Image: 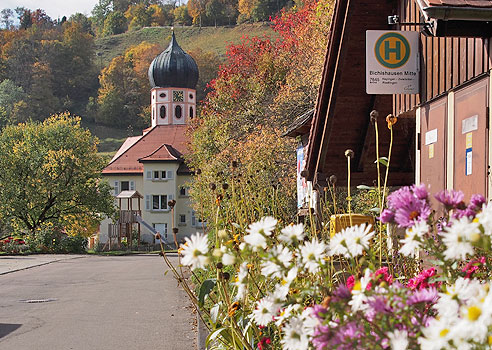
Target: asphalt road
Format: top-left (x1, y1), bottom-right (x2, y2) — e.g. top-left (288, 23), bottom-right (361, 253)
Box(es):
top-left (0, 255), bottom-right (196, 350)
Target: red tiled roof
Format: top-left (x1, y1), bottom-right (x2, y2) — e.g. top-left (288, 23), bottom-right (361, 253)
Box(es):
top-left (110, 136), bottom-right (142, 163)
top-left (102, 125), bottom-right (188, 174)
top-left (139, 144), bottom-right (182, 162)
top-left (422, 0), bottom-right (492, 7)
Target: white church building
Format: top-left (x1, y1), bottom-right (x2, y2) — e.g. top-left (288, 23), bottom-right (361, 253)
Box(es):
top-left (98, 32), bottom-right (203, 247)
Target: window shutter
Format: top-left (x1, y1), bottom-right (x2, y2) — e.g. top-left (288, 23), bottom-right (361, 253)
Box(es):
top-left (191, 211), bottom-right (196, 227)
top-left (130, 181), bottom-right (135, 190)
top-left (167, 170), bottom-right (174, 179)
top-left (114, 181), bottom-right (119, 196)
top-left (145, 195), bottom-right (150, 211)
top-left (146, 171), bottom-right (152, 180)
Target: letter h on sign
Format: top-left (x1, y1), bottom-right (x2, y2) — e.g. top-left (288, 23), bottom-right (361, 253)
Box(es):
top-left (384, 40), bottom-right (401, 61)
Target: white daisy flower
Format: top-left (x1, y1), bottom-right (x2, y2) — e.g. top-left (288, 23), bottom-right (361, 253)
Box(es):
top-left (398, 235), bottom-right (421, 258)
top-left (272, 283), bottom-right (290, 301)
top-left (300, 238), bottom-right (327, 273)
top-left (275, 245), bottom-right (293, 267)
top-left (275, 304), bottom-right (300, 326)
top-left (329, 231), bottom-right (349, 257)
top-left (476, 203), bottom-right (492, 236)
top-left (349, 269), bottom-right (371, 312)
top-left (279, 223), bottom-right (305, 243)
top-left (222, 252), bottom-right (235, 266)
top-left (418, 317), bottom-right (453, 350)
top-left (280, 316), bottom-right (309, 350)
top-left (252, 296), bottom-right (280, 326)
top-left (406, 221), bottom-right (429, 239)
top-left (243, 232), bottom-right (267, 250)
top-left (387, 329), bottom-right (409, 350)
top-left (344, 223), bottom-right (374, 257)
top-left (282, 266), bottom-right (298, 286)
top-left (234, 263), bottom-right (249, 299)
top-left (442, 217), bottom-right (479, 260)
top-left (300, 306), bottom-right (319, 336)
top-left (246, 216), bottom-right (277, 236)
top-left (261, 260), bottom-right (283, 278)
top-left (180, 233), bottom-right (209, 270)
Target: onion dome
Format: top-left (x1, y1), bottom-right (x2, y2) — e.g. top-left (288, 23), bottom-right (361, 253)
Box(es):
top-left (148, 32), bottom-right (199, 89)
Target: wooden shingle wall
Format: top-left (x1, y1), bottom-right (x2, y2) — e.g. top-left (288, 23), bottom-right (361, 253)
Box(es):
top-left (393, 0), bottom-right (492, 116)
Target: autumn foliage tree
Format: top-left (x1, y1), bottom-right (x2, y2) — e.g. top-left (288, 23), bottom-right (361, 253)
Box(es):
top-left (187, 0), bottom-right (333, 223)
top-left (95, 41), bottom-right (161, 127)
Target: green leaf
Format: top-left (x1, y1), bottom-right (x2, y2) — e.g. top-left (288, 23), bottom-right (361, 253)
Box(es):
top-left (374, 157), bottom-right (389, 167)
top-left (356, 185), bottom-right (373, 190)
top-left (198, 278), bottom-right (217, 306)
top-left (206, 327), bottom-right (226, 347)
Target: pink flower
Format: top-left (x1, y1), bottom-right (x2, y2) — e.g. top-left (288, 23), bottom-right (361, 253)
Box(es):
top-left (434, 189), bottom-right (465, 209)
top-left (346, 275), bottom-right (355, 290)
top-left (407, 267), bottom-right (437, 290)
top-left (373, 267), bottom-right (393, 285)
top-left (462, 257), bottom-right (486, 279)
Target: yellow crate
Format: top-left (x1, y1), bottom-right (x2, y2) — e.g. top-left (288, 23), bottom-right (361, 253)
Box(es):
top-left (329, 214), bottom-right (375, 238)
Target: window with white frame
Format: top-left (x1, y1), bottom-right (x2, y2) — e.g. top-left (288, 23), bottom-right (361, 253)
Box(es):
top-left (191, 210), bottom-right (206, 228)
top-left (113, 180), bottom-right (135, 195)
top-left (146, 194), bottom-right (173, 211)
top-left (179, 186), bottom-right (189, 197)
top-left (179, 214), bottom-right (186, 225)
top-left (146, 170), bottom-right (174, 181)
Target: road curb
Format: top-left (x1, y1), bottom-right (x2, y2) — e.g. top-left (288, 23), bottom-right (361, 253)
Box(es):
top-left (197, 311), bottom-right (209, 350)
top-left (0, 255), bottom-right (86, 275)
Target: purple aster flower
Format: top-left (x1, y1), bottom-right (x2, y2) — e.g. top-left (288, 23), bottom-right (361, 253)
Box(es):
top-left (312, 304), bottom-right (328, 320)
top-left (434, 189), bottom-right (465, 209)
top-left (412, 184), bottom-right (429, 200)
top-left (469, 194), bottom-right (486, 210)
top-left (407, 287), bottom-right (438, 305)
top-left (379, 209), bottom-right (395, 224)
top-left (387, 186), bottom-right (414, 211)
top-left (312, 324), bottom-right (333, 350)
top-left (393, 199), bottom-right (431, 228)
top-left (332, 284), bottom-right (351, 302)
top-left (453, 207), bottom-right (476, 220)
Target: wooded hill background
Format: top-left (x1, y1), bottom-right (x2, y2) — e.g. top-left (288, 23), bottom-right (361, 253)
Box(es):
top-left (0, 0), bottom-right (330, 157)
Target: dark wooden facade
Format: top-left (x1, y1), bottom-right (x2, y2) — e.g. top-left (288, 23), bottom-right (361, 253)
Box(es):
top-left (394, 0), bottom-right (492, 117)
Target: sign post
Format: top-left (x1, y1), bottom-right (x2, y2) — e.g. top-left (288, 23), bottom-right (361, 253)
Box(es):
top-left (366, 30), bottom-right (419, 94)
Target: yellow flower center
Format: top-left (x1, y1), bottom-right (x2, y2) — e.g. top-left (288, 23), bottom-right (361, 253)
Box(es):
top-left (488, 335), bottom-right (492, 345)
top-left (439, 329), bottom-right (449, 337)
top-left (353, 281), bottom-right (362, 291)
top-left (467, 306), bottom-right (482, 321)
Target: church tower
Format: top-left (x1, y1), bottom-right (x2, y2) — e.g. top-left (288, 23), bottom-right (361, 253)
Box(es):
top-left (148, 32), bottom-right (199, 127)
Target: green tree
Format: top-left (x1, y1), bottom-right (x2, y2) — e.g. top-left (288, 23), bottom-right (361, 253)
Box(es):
top-left (0, 114), bottom-right (115, 233)
top-left (102, 10), bottom-right (127, 35)
top-left (205, 0), bottom-right (223, 27)
top-left (68, 13), bottom-right (93, 34)
top-left (125, 3), bottom-right (152, 30)
top-left (174, 5), bottom-right (192, 25)
top-left (91, 0), bottom-right (113, 34)
top-left (0, 79), bottom-right (25, 124)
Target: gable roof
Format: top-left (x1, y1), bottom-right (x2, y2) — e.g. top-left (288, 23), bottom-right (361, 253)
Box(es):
top-left (139, 143), bottom-right (182, 162)
top-left (102, 125), bottom-right (188, 175)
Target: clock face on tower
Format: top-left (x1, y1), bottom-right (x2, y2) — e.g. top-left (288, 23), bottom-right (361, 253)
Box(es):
top-left (173, 90), bottom-right (184, 102)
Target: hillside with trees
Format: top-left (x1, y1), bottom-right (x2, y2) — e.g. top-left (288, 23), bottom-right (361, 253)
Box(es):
top-left (0, 3), bottom-right (278, 146)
